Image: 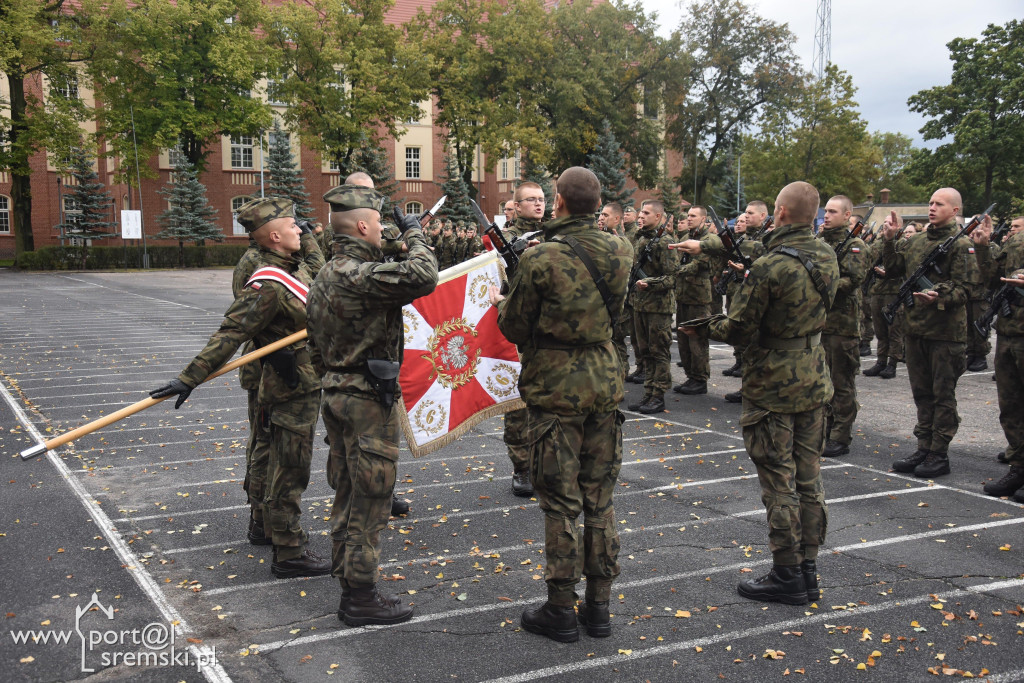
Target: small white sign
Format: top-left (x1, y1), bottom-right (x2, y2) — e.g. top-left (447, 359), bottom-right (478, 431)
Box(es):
top-left (121, 210), bottom-right (142, 240)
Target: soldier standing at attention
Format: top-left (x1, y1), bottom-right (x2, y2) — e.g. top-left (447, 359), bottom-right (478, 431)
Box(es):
top-left (502, 181), bottom-right (547, 497)
top-left (602, 202), bottom-right (632, 379)
top-left (150, 198), bottom-right (329, 577)
top-left (628, 200), bottom-right (677, 414)
top-left (306, 186), bottom-right (438, 626)
top-left (819, 195), bottom-right (869, 457)
top-left (489, 167), bottom-right (632, 642)
top-left (673, 205), bottom-right (712, 395)
top-left (884, 189), bottom-right (978, 478)
top-left (863, 222), bottom-right (914, 380)
top-left (683, 181), bottom-right (838, 605)
top-left (619, 205), bottom-right (643, 382)
top-left (854, 212), bottom-right (875, 359)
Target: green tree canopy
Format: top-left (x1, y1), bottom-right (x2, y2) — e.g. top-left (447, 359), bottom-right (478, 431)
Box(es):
top-left (266, 120), bottom-right (313, 221)
top-left (588, 121), bottom-right (634, 207)
top-left (436, 151), bottom-right (476, 224)
top-left (155, 157), bottom-right (222, 267)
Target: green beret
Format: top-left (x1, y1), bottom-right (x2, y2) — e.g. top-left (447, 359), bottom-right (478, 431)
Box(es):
top-left (235, 197), bottom-right (294, 233)
top-left (323, 185), bottom-right (386, 213)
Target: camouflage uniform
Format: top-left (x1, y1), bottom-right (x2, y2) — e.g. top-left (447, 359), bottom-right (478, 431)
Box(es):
top-left (965, 264), bottom-right (993, 364)
top-left (883, 219), bottom-right (978, 455)
top-left (867, 238), bottom-right (905, 366)
top-left (704, 222), bottom-right (839, 566)
top-left (819, 227), bottom-right (869, 446)
top-left (975, 233), bottom-right (1024, 467)
top-left (613, 219), bottom-right (642, 379)
top-left (306, 186), bottom-right (438, 588)
top-left (674, 225), bottom-right (711, 382)
top-left (437, 228), bottom-right (457, 270)
top-left (177, 200), bottom-right (325, 561)
top-left (631, 224), bottom-right (677, 402)
top-left (496, 214), bottom-right (632, 606)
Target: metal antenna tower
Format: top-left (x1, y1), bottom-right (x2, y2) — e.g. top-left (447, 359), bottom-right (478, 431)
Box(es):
top-left (813, 0), bottom-right (832, 80)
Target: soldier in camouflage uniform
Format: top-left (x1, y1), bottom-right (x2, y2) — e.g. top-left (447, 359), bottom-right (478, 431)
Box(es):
top-left (673, 206), bottom-right (712, 395)
top-left (150, 197), bottom-right (329, 577)
top-left (965, 251), bottom-right (993, 372)
top-left (436, 222), bottom-right (456, 270)
top-left (818, 196), bottom-right (869, 457)
top-left (629, 200), bottom-right (677, 414)
top-left (490, 167), bottom-right (632, 642)
top-left (863, 224), bottom-right (910, 379)
top-left (974, 216), bottom-right (1024, 499)
top-left (619, 206), bottom-right (644, 382)
top-left (601, 202), bottom-right (632, 378)
top-left (306, 185), bottom-right (438, 626)
top-left (683, 181), bottom-right (838, 605)
top-left (854, 212), bottom-right (875, 358)
top-left (883, 189), bottom-right (979, 478)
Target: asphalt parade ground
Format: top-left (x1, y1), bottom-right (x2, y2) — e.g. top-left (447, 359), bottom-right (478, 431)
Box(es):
top-left (1, 268), bottom-right (1022, 683)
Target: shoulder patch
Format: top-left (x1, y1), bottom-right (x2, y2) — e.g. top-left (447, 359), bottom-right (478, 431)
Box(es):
top-left (851, 247), bottom-right (860, 253)
top-left (968, 247), bottom-right (976, 254)
top-left (249, 281), bottom-right (262, 290)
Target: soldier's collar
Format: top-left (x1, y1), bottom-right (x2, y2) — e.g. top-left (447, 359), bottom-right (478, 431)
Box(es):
top-left (259, 246), bottom-right (299, 270)
top-left (334, 232), bottom-right (383, 261)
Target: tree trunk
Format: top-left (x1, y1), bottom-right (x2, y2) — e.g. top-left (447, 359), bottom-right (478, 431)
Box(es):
top-left (8, 73), bottom-right (35, 257)
top-left (178, 240), bottom-right (185, 269)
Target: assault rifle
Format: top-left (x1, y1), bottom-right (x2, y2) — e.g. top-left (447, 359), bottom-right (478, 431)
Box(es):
top-left (707, 208), bottom-right (752, 296)
top-left (629, 223), bottom-right (667, 289)
top-left (974, 282), bottom-right (1023, 338)
top-left (992, 220), bottom-right (1011, 245)
top-left (882, 203), bottom-right (996, 324)
top-left (469, 199), bottom-right (540, 286)
top-left (750, 215), bottom-right (773, 241)
top-left (833, 217), bottom-right (866, 261)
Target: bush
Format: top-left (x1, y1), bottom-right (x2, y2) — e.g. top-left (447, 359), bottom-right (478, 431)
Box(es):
top-left (14, 244), bottom-right (249, 270)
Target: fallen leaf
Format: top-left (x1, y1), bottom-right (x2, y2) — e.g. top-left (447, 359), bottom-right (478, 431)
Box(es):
top-left (618, 649), bottom-right (633, 655)
top-left (675, 610), bottom-right (691, 618)
top-left (20, 656), bottom-right (34, 664)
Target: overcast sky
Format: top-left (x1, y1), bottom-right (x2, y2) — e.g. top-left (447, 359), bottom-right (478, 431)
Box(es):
top-left (641, 0), bottom-right (1021, 147)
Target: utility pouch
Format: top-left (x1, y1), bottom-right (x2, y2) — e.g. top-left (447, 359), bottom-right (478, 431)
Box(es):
top-left (264, 348), bottom-right (299, 389)
top-left (365, 359), bottom-right (401, 409)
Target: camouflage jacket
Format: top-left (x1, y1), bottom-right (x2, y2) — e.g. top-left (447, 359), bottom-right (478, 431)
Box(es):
top-left (819, 226), bottom-right (869, 337)
top-left (882, 219), bottom-right (978, 342)
top-left (497, 215), bottom-right (632, 415)
top-left (631, 225), bottom-right (677, 314)
top-left (307, 228), bottom-right (438, 400)
top-left (622, 222), bottom-right (639, 249)
top-left (674, 226), bottom-right (712, 305)
top-left (698, 230), bottom-right (766, 296)
top-left (707, 223), bottom-right (839, 413)
top-left (232, 242), bottom-right (262, 390)
top-left (503, 216), bottom-right (543, 241)
top-left (436, 234), bottom-right (457, 270)
top-left (179, 240), bottom-right (325, 405)
top-left (867, 238), bottom-right (900, 296)
top-left (975, 231), bottom-right (1024, 337)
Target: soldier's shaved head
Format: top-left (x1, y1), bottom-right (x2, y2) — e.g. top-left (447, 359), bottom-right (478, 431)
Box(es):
top-left (747, 201), bottom-right (768, 214)
top-left (829, 195), bottom-right (853, 215)
top-left (929, 187), bottom-right (962, 225)
top-left (331, 208), bottom-right (377, 235)
top-left (641, 199), bottom-right (664, 214)
top-left (345, 171), bottom-right (374, 188)
top-left (556, 167), bottom-right (601, 215)
top-left (689, 205), bottom-right (707, 218)
top-left (514, 181), bottom-right (543, 202)
top-left (604, 202), bottom-right (623, 218)
top-left (935, 187), bottom-right (962, 210)
top-left (775, 182), bottom-right (819, 225)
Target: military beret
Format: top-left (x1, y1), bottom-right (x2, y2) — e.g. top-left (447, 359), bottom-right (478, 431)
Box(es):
top-left (323, 185), bottom-right (386, 213)
top-left (235, 197), bottom-right (294, 233)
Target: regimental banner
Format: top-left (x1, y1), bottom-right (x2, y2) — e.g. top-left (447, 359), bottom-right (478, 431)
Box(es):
top-left (398, 251), bottom-right (523, 456)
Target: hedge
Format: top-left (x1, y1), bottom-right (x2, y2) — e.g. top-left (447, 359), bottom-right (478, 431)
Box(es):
top-left (15, 244), bottom-right (249, 270)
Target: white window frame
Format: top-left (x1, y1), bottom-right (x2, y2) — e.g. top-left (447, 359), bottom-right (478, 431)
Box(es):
top-left (0, 195), bottom-right (10, 234)
top-left (231, 196), bottom-right (250, 235)
top-left (230, 135), bottom-right (254, 169)
top-left (405, 147), bottom-right (421, 179)
top-left (405, 201), bottom-right (423, 215)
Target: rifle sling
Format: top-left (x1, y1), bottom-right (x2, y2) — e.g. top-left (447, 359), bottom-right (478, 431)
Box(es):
top-left (554, 235), bottom-right (620, 329)
top-left (772, 245), bottom-right (832, 312)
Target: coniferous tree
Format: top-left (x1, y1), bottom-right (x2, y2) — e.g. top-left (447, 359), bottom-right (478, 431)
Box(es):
top-left (155, 155), bottom-right (222, 268)
top-left (266, 120), bottom-right (313, 220)
top-left (588, 121), bottom-right (634, 207)
top-left (521, 153), bottom-right (555, 221)
top-left (655, 173), bottom-right (684, 222)
top-left (337, 136), bottom-right (402, 215)
top-left (58, 143), bottom-right (116, 241)
top-left (436, 151), bottom-right (475, 223)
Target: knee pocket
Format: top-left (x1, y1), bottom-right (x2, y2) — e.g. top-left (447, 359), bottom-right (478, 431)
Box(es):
top-left (355, 433), bottom-right (399, 499)
top-left (741, 409), bottom-right (782, 467)
top-left (269, 401), bottom-right (317, 468)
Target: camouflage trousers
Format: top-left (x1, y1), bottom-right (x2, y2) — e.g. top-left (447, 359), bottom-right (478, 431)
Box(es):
top-left (322, 390), bottom-right (399, 587)
top-left (860, 294), bottom-right (874, 345)
top-left (244, 389), bottom-right (271, 524)
top-left (870, 293), bottom-right (904, 362)
top-left (822, 334), bottom-right (860, 445)
top-left (709, 292), bottom-right (724, 315)
top-left (676, 302), bottom-right (710, 382)
top-left (525, 407), bottom-right (623, 606)
top-left (741, 402), bottom-right (828, 566)
top-left (504, 407), bottom-right (531, 473)
top-left (904, 335), bottom-right (966, 454)
top-left (612, 302), bottom-right (640, 378)
top-left (264, 390), bottom-right (320, 560)
top-left (995, 335), bottom-right (1024, 466)
top-left (633, 310), bottom-right (673, 399)
top-left (727, 289), bottom-right (746, 363)
top-left (967, 298), bottom-right (993, 359)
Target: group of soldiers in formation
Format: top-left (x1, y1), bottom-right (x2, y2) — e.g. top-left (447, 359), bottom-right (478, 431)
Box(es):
top-left (143, 160), bottom-right (1023, 643)
top-left (422, 220), bottom-right (485, 270)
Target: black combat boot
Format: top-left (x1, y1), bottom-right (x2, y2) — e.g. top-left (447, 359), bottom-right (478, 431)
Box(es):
top-left (737, 565), bottom-right (808, 605)
top-left (512, 470), bottom-right (534, 497)
top-left (637, 395), bottom-right (666, 414)
top-left (391, 493), bottom-right (410, 517)
top-left (336, 582), bottom-right (352, 618)
top-left (625, 369), bottom-right (645, 384)
top-left (627, 394), bottom-right (650, 411)
top-left (892, 448), bottom-right (928, 473)
top-left (722, 360), bottom-right (742, 377)
top-left (1013, 488), bottom-right (1024, 504)
top-left (997, 451), bottom-right (1008, 463)
top-left (801, 560), bottom-right (820, 601)
top-left (341, 585), bottom-right (414, 626)
top-left (521, 602), bottom-right (579, 643)
top-left (878, 359), bottom-right (897, 379)
top-left (822, 439), bottom-right (849, 458)
top-left (862, 358), bottom-right (886, 377)
top-left (967, 356), bottom-right (988, 372)
top-left (674, 379), bottom-right (707, 395)
top-left (247, 513), bottom-right (272, 546)
top-left (859, 341), bottom-right (872, 357)
top-left (983, 465), bottom-right (1024, 497)
top-left (576, 601), bottom-right (611, 638)
top-left (724, 390), bottom-right (742, 403)
top-left (914, 451), bottom-right (951, 478)
top-left (271, 548), bottom-right (332, 579)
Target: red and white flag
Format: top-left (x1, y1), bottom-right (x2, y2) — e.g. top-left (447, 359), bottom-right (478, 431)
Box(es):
top-left (398, 251), bottom-right (524, 456)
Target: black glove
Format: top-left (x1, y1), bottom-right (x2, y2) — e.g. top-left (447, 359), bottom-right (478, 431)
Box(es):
top-left (296, 219), bottom-right (314, 235)
top-left (149, 379), bottom-right (193, 409)
top-left (393, 206), bottom-right (421, 235)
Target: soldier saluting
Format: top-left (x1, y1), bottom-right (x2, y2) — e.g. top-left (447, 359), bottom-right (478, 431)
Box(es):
top-left (149, 197), bottom-right (329, 578)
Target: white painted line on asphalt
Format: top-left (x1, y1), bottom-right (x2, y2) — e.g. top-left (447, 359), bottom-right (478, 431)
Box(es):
top-left (622, 409), bottom-right (744, 441)
top-left (843, 461), bottom-right (1024, 509)
top-left (115, 503), bottom-right (249, 523)
top-left (987, 668), bottom-right (1024, 683)
top-left (58, 274), bottom-right (216, 311)
top-left (478, 577), bottom-right (1024, 683)
top-left (0, 377), bottom-right (232, 683)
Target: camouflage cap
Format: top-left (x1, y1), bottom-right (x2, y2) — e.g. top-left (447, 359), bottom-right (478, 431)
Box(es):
top-left (323, 185), bottom-right (386, 213)
top-left (236, 197), bottom-right (294, 233)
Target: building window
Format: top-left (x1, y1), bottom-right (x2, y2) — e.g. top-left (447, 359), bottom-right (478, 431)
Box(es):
top-left (63, 196), bottom-right (82, 233)
top-left (405, 104), bottom-right (422, 125)
top-left (405, 147), bottom-right (420, 179)
top-left (268, 128), bottom-right (289, 149)
top-left (52, 74), bottom-right (79, 100)
top-left (500, 157), bottom-right (508, 181)
top-left (231, 196), bottom-right (250, 235)
top-left (0, 195), bottom-right (9, 234)
top-left (328, 158), bottom-right (340, 172)
top-left (168, 146), bottom-right (187, 168)
top-left (267, 80), bottom-right (287, 106)
top-left (513, 150), bottom-right (521, 179)
top-left (406, 201), bottom-right (423, 215)
top-left (230, 135), bottom-right (254, 169)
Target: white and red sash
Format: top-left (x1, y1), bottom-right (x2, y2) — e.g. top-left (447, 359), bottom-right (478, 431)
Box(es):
top-left (246, 266), bottom-right (309, 305)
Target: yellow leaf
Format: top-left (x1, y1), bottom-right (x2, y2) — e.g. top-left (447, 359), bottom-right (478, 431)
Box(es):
top-left (617, 649), bottom-right (633, 655)
top-left (911, 620), bottom-right (921, 627)
top-left (931, 603), bottom-right (944, 610)
top-left (999, 544), bottom-right (1011, 551)
top-left (300, 591), bottom-right (306, 597)
top-left (330, 663), bottom-right (339, 669)
top-left (871, 650), bottom-right (882, 658)
top-left (20, 656), bottom-right (34, 664)
top-left (675, 610), bottom-right (691, 618)
top-left (856, 663), bottom-right (866, 670)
